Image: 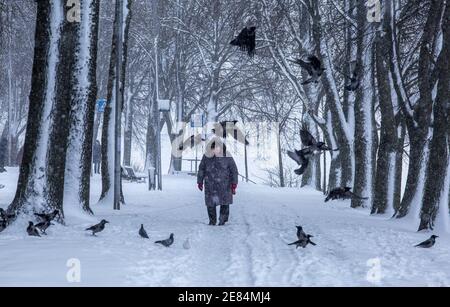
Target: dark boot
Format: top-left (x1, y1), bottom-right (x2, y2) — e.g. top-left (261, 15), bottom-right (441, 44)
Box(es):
top-left (207, 206), bottom-right (217, 225)
top-left (218, 205), bottom-right (230, 226)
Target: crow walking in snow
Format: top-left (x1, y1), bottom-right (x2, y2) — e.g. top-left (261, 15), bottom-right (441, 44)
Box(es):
top-left (85, 220), bottom-right (109, 236)
top-left (35, 220), bottom-right (53, 235)
top-left (289, 55), bottom-right (325, 85)
top-left (230, 26), bottom-right (256, 58)
top-left (287, 149), bottom-right (313, 175)
top-left (296, 226), bottom-right (307, 240)
top-left (139, 224), bottom-right (149, 239)
top-left (415, 235), bottom-right (438, 248)
top-left (27, 221), bottom-right (41, 237)
top-left (325, 187), bottom-right (368, 202)
top-left (289, 235), bottom-right (316, 249)
top-left (34, 209), bottom-right (60, 223)
top-left (155, 233), bottom-right (174, 247)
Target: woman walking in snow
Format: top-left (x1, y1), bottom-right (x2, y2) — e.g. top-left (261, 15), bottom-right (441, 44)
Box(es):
top-left (197, 140), bottom-right (239, 226)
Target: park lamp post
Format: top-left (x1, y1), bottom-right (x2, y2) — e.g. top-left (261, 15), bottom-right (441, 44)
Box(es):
top-left (157, 99), bottom-right (170, 191)
top-left (148, 99), bottom-right (170, 191)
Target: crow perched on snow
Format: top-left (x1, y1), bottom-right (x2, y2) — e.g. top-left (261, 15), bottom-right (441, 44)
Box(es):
top-left (296, 226), bottom-right (307, 241)
top-left (287, 148), bottom-right (314, 175)
top-left (155, 233), bottom-right (174, 247)
top-left (34, 209), bottom-right (60, 223)
top-left (325, 187), bottom-right (368, 202)
top-left (300, 127), bottom-right (337, 153)
top-left (415, 235), bottom-right (438, 248)
top-left (139, 224), bottom-right (149, 239)
top-left (85, 220), bottom-right (109, 236)
top-left (35, 220), bottom-right (54, 235)
top-left (345, 69), bottom-right (360, 92)
top-left (230, 26), bottom-right (256, 58)
top-left (212, 121), bottom-right (250, 146)
top-left (27, 221), bottom-right (40, 237)
top-left (289, 55), bottom-right (325, 85)
top-left (289, 235), bottom-right (316, 249)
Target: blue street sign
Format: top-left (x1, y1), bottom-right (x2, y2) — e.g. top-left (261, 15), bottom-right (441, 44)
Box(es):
top-left (191, 114), bottom-right (206, 128)
top-left (97, 99), bottom-right (107, 113)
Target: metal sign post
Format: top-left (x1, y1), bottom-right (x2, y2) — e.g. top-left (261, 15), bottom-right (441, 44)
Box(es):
top-left (114, 0), bottom-right (124, 211)
top-left (151, 0), bottom-right (162, 191)
top-left (190, 114), bottom-right (205, 173)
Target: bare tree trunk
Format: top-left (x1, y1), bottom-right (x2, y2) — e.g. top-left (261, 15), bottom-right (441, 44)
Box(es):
top-left (123, 90), bottom-right (133, 166)
top-left (145, 101), bottom-right (157, 171)
top-left (9, 1), bottom-right (75, 218)
top-left (395, 0), bottom-right (444, 218)
top-left (352, 1), bottom-right (376, 208)
top-left (277, 125), bottom-right (285, 188)
top-left (301, 114), bottom-right (321, 190)
top-left (393, 120), bottom-right (406, 215)
top-left (309, 1), bottom-right (354, 188)
top-left (372, 1), bottom-right (399, 214)
top-left (64, 0), bottom-right (100, 215)
top-left (419, 0), bottom-right (450, 231)
top-left (100, 0), bottom-right (132, 202)
top-left (322, 105), bottom-right (340, 191)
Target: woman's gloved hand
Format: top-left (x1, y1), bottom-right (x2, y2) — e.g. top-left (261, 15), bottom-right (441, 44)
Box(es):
top-left (198, 183), bottom-right (204, 191)
top-left (231, 183), bottom-right (237, 195)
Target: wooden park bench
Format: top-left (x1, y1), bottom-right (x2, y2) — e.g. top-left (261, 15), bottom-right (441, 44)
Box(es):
top-left (122, 166), bottom-right (147, 183)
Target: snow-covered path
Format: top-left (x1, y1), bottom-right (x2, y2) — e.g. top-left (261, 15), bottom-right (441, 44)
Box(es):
top-left (0, 168), bottom-right (449, 286)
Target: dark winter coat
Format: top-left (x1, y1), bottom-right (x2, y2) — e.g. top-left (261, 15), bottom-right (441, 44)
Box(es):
top-left (93, 142), bottom-right (101, 163)
top-left (197, 154), bottom-right (239, 207)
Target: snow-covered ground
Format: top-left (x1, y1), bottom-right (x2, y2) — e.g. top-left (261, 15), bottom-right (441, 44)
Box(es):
top-left (0, 167), bottom-right (449, 287)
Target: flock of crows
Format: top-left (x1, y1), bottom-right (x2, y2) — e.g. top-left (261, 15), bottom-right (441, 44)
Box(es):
top-left (230, 27), bottom-right (377, 205)
top-left (1, 208), bottom-right (182, 248)
top-left (231, 26), bottom-right (439, 250)
top-left (0, 26), bottom-right (440, 254)
top-left (288, 225), bottom-right (439, 249)
top-left (1, 207), bottom-right (439, 250)
top-left (230, 26), bottom-right (360, 88)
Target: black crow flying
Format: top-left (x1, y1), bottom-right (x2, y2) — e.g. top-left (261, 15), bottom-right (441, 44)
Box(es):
top-left (230, 26), bottom-right (256, 58)
top-left (289, 55), bottom-right (325, 85)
